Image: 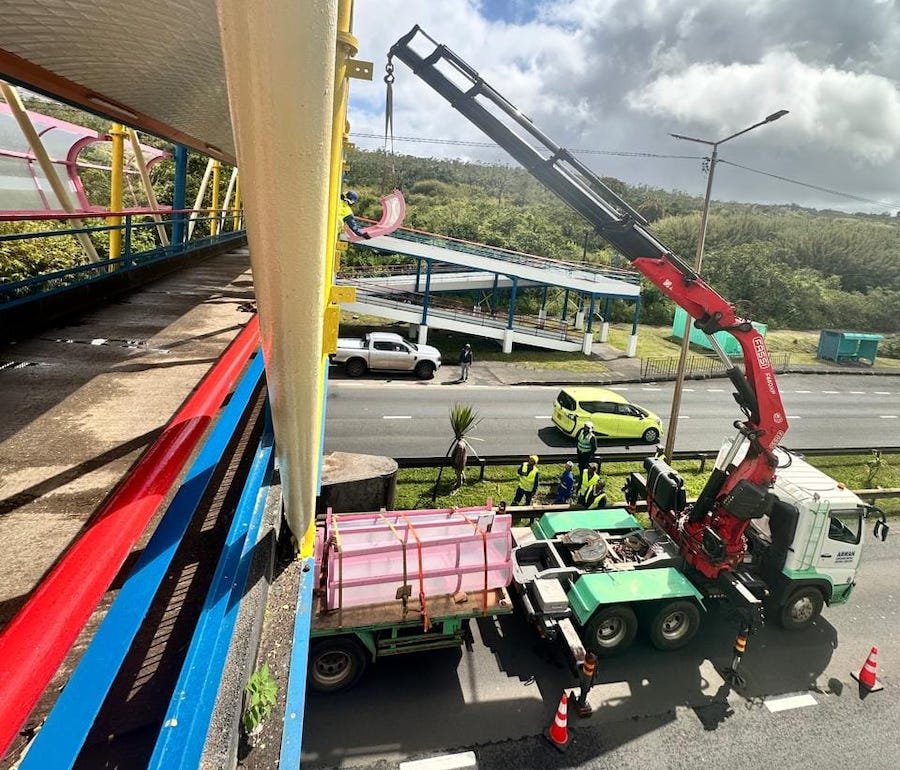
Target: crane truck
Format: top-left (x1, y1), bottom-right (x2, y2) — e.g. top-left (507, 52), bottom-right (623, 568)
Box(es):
top-left (387, 26), bottom-right (890, 686)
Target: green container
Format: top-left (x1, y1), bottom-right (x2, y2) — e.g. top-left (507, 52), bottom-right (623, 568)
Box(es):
top-left (671, 306), bottom-right (767, 356)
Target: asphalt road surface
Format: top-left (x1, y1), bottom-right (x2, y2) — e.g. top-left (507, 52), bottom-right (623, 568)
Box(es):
top-left (325, 373), bottom-right (900, 457)
top-left (302, 530), bottom-right (900, 770)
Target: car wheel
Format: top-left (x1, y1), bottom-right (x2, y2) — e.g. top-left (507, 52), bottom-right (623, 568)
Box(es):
top-left (308, 637), bottom-right (368, 693)
top-left (345, 358), bottom-right (367, 378)
top-left (648, 600), bottom-right (701, 651)
top-left (642, 427), bottom-right (660, 443)
top-left (779, 586), bottom-right (824, 631)
top-left (414, 361), bottom-right (435, 379)
top-left (583, 604), bottom-right (638, 657)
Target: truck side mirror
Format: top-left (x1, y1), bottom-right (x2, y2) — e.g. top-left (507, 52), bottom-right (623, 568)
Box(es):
top-left (874, 517), bottom-right (889, 542)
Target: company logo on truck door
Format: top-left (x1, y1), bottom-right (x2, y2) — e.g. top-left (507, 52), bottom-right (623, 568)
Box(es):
top-left (835, 550), bottom-right (856, 564)
top-left (753, 338), bottom-right (770, 369)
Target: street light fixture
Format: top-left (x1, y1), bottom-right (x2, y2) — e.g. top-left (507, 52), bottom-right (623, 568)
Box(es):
top-left (662, 110), bottom-right (789, 460)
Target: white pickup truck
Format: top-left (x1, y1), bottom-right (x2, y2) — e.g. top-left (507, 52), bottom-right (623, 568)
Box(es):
top-left (332, 332), bottom-right (442, 379)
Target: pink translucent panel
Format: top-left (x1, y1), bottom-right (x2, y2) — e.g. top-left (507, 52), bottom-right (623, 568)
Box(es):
top-left (317, 506), bottom-right (512, 610)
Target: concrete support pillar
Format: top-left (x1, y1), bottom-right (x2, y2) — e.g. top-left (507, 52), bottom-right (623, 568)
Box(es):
top-left (626, 334), bottom-right (638, 357)
top-left (537, 308), bottom-right (546, 329)
top-left (582, 332), bottom-right (594, 356)
top-left (408, 324), bottom-right (418, 340)
top-left (600, 321), bottom-right (610, 342)
top-left (418, 324), bottom-right (429, 345)
top-left (574, 310), bottom-right (585, 330)
top-left (502, 328), bottom-right (514, 354)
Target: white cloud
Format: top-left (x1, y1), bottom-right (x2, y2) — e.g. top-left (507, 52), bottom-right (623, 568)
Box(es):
top-left (628, 52), bottom-right (900, 165)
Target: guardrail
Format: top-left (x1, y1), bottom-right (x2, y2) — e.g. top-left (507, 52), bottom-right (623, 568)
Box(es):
top-left (641, 353), bottom-right (793, 380)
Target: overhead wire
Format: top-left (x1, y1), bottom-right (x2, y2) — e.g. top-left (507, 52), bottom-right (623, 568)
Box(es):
top-left (349, 131), bottom-right (898, 211)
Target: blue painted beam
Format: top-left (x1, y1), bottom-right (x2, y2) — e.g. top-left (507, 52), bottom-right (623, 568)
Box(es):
top-left (149, 421), bottom-right (275, 769)
top-left (19, 352), bottom-right (265, 770)
top-left (278, 555), bottom-right (316, 769)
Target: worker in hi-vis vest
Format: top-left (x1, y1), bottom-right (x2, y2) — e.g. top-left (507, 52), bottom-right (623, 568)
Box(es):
top-left (339, 190), bottom-right (371, 239)
top-left (575, 423), bottom-right (597, 473)
top-left (512, 455), bottom-right (540, 506)
top-left (576, 462), bottom-right (601, 506)
top-left (584, 479), bottom-right (609, 509)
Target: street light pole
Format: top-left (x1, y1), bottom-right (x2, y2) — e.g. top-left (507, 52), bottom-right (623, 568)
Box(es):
top-left (662, 110), bottom-right (788, 460)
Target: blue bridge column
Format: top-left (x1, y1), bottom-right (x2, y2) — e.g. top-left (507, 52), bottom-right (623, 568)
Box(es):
top-left (503, 276), bottom-right (517, 353)
top-left (418, 259), bottom-right (432, 345)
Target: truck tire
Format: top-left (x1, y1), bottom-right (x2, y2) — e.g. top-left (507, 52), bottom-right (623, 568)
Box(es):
top-left (345, 358), bottom-right (367, 378)
top-left (308, 637), bottom-right (368, 693)
top-left (414, 361), bottom-right (435, 379)
top-left (779, 586), bottom-right (824, 631)
top-left (583, 604), bottom-right (638, 657)
top-left (648, 600), bottom-right (701, 651)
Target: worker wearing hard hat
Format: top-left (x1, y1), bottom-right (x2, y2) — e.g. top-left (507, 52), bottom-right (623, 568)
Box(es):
top-left (339, 190), bottom-right (371, 239)
top-left (512, 455), bottom-right (540, 506)
top-left (575, 423), bottom-right (598, 474)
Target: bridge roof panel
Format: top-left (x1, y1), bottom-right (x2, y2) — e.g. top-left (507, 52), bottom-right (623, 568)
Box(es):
top-left (0, 1), bottom-right (234, 162)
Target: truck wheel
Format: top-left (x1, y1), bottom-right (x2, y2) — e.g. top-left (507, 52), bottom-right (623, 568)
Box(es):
top-left (779, 586), bottom-right (824, 631)
top-left (345, 358), bottom-right (367, 378)
top-left (648, 600), bottom-right (701, 651)
top-left (414, 361), bottom-right (435, 379)
top-left (642, 427), bottom-right (660, 443)
top-left (308, 638), bottom-right (368, 693)
top-left (584, 604), bottom-right (638, 657)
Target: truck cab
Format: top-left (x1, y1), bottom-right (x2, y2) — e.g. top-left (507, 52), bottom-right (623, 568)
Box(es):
top-left (332, 331), bottom-right (442, 379)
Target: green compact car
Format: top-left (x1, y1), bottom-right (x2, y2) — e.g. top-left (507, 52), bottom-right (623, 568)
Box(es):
top-left (552, 387), bottom-right (664, 443)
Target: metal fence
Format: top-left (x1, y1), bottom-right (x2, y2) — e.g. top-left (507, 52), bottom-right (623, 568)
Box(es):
top-left (641, 352), bottom-right (792, 381)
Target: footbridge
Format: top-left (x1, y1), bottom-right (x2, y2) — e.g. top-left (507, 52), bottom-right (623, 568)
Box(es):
top-left (341, 228), bottom-right (643, 355)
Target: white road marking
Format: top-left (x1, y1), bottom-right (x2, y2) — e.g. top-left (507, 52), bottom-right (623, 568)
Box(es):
top-left (787, 415), bottom-right (802, 419)
top-left (383, 415), bottom-right (412, 420)
top-left (795, 390), bottom-right (812, 394)
top-left (680, 416), bottom-right (691, 419)
top-left (534, 415), bottom-right (551, 419)
top-left (880, 415), bottom-right (898, 419)
top-left (683, 388), bottom-right (695, 392)
top-left (874, 391), bottom-right (892, 395)
top-left (764, 693), bottom-right (818, 713)
top-left (707, 388), bottom-right (724, 392)
top-left (610, 386), bottom-right (630, 391)
top-left (850, 391), bottom-right (866, 394)
top-left (641, 387), bottom-right (661, 391)
top-left (822, 390), bottom-right (839, 394)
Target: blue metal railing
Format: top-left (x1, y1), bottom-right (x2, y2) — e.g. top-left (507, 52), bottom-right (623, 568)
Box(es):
top-left (0, 209), bottom-right (246, 309)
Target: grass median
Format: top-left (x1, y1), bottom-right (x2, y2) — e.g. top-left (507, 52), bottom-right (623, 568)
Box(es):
top-left (394, 453), bottom-right (900, 515)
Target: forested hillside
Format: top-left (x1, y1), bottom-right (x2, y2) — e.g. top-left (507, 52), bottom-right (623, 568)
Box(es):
top-left (346, 148), bottom-right (900, 343)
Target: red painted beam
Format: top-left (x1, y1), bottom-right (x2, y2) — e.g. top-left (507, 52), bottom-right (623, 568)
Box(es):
top-left (0, 316), bottom-right (260, 758)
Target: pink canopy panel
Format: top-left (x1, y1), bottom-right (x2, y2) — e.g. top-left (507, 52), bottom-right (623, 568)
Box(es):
top-left (316, 505), bottom-right (513, 614)
top-left (344, 188), bottom-right (406, 241)
top-left (0, 102), bottom-right (169, 215)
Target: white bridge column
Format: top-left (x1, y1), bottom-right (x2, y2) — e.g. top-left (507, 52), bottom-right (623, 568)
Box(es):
top-left (418, 324), bottom-right (429, 345)
top-left (581, 331), bottom-right (593, 355)
top-left (599, 321), bottom-right (610, 343)
top-left (408, 324), bottom-right (418, 340)
top-left (574, 310), bottom-right (585, 330)
top-left (502, 328), bottom-right (514, 354)
top-left (626, 334), bottom-right (638, 357)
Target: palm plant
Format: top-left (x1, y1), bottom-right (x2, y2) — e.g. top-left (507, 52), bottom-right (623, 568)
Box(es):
top-left (448, 403), bottom-right (482, 487)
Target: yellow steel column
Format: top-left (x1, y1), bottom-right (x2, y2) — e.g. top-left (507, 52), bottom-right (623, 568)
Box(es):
top-left (108, 123), bottom-right (126, 260)
top-left (221, 167), bottom-right (238, 232)
top-left (216, 0), bottom-right (338, 541)
top-left (232, 173), bottom-right (241, 231)
top-left (210, 159), bottom-right (221, 237)
top-left (0, 82), bottom-right (101, 262)
top-left (188, 158), bottom-right (214, 240)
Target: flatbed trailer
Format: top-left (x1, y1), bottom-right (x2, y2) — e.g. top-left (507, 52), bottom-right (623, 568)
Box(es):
top-left (308, 587), bottom-right (513, 692)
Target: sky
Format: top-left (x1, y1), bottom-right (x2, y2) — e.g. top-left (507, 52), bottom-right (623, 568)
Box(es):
top-left (349, 0), bottom-right (900, 213)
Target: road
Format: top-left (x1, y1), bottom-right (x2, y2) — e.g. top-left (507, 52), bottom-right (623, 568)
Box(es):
top-left (301, 531), bottom-right (900, 769)
top-left (325, 373), bottom-right (900, 457)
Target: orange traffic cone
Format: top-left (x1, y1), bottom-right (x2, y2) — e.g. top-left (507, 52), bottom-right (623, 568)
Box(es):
top-left (852, 646), bottom-right (884, 693)
top-left (544, 692), bottom-right (572, 751)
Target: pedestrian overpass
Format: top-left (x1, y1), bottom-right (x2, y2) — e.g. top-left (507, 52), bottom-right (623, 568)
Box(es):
top-left (340, 228), bottom-right (643, 355)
